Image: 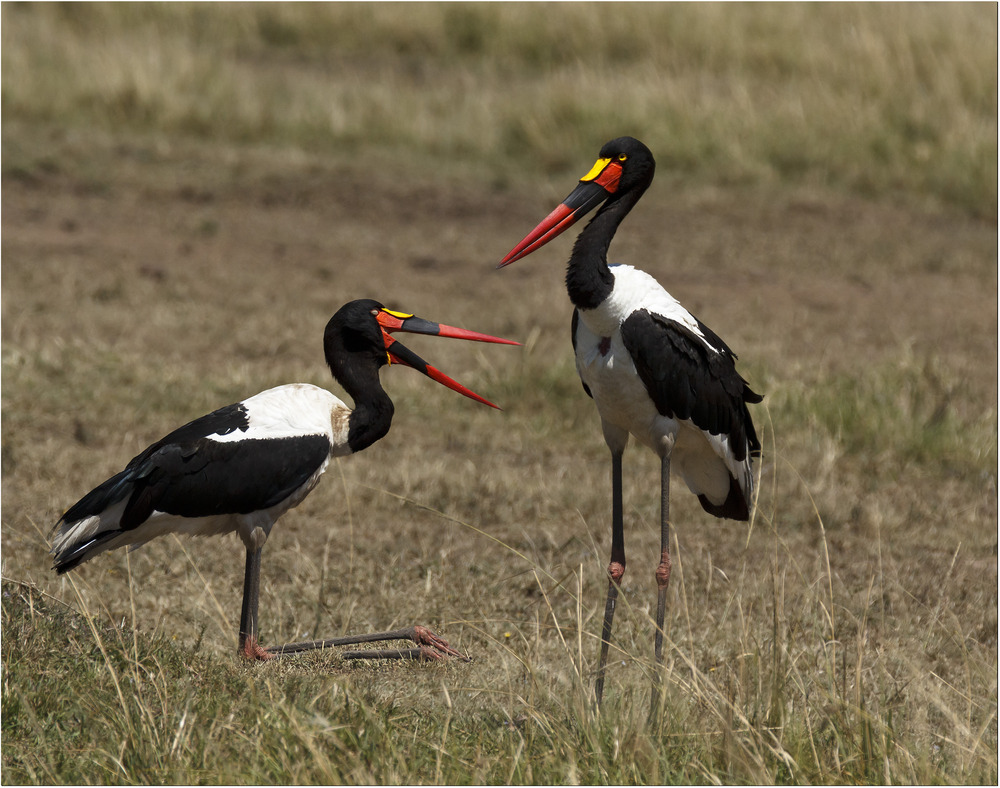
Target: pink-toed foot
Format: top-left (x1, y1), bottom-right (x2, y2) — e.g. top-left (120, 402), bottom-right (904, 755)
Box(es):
top-left (239, 635), bottom-right (274, 661)
top-left (409, 624), bottom-right (466, 660)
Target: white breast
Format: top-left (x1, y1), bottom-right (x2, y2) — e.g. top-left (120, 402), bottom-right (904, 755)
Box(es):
top-left (574, 314), bottom-right (675, 455)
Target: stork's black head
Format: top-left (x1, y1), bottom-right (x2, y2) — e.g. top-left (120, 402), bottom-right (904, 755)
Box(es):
top-left (323, 299), bottom-right (388, 388)
top-left (323, 299), bottom-right (517, 409)
top-left (595, 136), bottom-right (656, 198)
top-left (498, 136), bottom-right (656, 267)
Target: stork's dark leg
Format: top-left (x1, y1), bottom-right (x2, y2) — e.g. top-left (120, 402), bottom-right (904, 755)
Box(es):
top-left (267, 626), bottom-right (465, 661)
top-left (595, 449), bottom-right (626, 708)
top-left (238, 546), bottom-right (271, 660)
top-left (650, 454), bottom-right (672, 721)
top-left (237, 546), bottom-right (462, 662)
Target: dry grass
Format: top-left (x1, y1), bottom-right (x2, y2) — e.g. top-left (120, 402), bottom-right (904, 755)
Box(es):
top-left (2, 3), bottom-right (997, 784)
top-left (2, 3), bottom-right (996, 215)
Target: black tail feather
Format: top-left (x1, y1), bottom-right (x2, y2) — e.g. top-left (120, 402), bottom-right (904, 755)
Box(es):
top-left (52, 531), bottom-right (124, 574)
top-left (55, 468), bottom-right (135, 533)
top-left (698, 477), bottom-right (750, 521)
top-left (51, 468), bottom-right (138, 572)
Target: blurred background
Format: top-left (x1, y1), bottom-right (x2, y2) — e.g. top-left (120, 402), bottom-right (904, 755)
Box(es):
top-left (2, 3), bottom-right (995, 214)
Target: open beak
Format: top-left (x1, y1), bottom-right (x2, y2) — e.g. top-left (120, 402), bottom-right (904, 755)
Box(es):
top-left (375, 308), bottom-right (519, 409)
top-left (498, 156), bottom-right (623, 267)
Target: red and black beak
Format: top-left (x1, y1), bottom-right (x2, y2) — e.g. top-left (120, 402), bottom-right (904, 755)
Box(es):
top-left (498, 156), bottom-right (624, 267)
top-left (375, 308), bottom-right (519, 409)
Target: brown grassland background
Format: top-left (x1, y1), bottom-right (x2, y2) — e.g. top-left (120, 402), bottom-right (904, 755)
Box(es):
top-left (2, 3), bottom-right (997, 784)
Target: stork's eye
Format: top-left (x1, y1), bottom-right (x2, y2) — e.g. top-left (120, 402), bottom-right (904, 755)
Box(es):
top-left (618, 154), bottom-right (628, 161)
top-left (370, 309), bottom-right (380, 316)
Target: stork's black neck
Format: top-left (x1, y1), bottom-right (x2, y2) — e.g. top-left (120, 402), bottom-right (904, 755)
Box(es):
top-left (565, 187), bottom-right (645, 311)
top-left (346, 393), bottom-right (394, 454)
top-left (324, 314), bottom-right (396, 454)
top-left (332, 358), bottom-right (395, 454)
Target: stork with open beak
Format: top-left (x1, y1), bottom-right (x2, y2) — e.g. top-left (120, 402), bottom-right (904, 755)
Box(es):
top-left (52, 299), bottom-right (519, 661)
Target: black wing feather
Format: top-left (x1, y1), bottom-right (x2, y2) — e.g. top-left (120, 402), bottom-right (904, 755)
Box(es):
top-left (119, 435), bottom-right (330, 529)
top-left (57, 401), bottom-right (330, 532)
top-left (621, 310), bottom-right (762, 462)
top-left (57, 403), bottom-right (251, 526)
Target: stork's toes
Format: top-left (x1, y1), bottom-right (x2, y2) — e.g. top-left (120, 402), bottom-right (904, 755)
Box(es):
top-left (409, 625), bottom-right (469, 661)
top-left (239, 635), bottom-right (274, 661)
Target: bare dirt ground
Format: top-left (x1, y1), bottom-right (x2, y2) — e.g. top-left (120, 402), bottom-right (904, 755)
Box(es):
top-left (2, 134), bottom-right (996, 708)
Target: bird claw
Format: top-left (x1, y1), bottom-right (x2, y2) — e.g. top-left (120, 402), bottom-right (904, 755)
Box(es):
top-left (409, 625), bottom-right (469, 661)
top-left (239, 635), bottom-right (274, 661)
